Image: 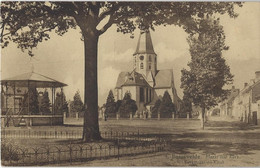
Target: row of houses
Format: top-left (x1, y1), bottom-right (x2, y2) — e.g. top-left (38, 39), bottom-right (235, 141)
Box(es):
top-left (219, 71), bottom-right (260, 125)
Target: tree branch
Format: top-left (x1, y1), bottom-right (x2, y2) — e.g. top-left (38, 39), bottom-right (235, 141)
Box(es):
top-left (98, 3), bottom-right (119, 22)
top-left (0, 18), bottom-right (7, 39)
top-left (97, 15), bottom-right (115, 35)
top-left (71, 2), bottom-right (88, 17)
top-left (55, 2), bottom-right (79, 18)
top-left (88, 2), bottom-right (100, 17)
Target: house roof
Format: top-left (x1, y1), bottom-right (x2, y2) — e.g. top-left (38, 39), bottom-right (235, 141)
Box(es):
top-left (154, 69), bottom-right (173, 88)
top-left (241, 79), bottom-right (260, 94)
top-left (133, 30), bottom-right (156, 55)
top-left (1, 71), bottom-right (67, 88)
top-left (241, 79), bottom-right (260, 103)
top-left (227, 89), bottom-right (240, 104)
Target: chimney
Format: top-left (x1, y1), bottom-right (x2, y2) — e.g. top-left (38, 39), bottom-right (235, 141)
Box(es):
top-left (244, 83), bottom-right (248, 88)
top-left (255, 71), bottom-right (260, 81)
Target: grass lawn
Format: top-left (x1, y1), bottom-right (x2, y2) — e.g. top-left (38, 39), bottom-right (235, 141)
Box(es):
top-left (2, 117), bottom-right (202, 133)
top-left (2, 116), bottom-right (260, 166)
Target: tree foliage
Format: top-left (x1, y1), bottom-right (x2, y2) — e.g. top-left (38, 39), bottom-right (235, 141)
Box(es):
top-left (1, 2), bottom-right (242, 54)
top-left (104, 90), bottom-right (116, 118)
top-left (158, 91), bottom-right (175, 118)
top-left (181, 92), bottom-right (192, 118)
top-left (70, 90), bottom-right (84, 117)
top-left (181, 18), bottom-right (233, 109)
top-left (151, 99), bottom-right (161, 118)
top-left (118, 92), bottom-right (137, 118)
top-left (55, 91), bottom-right (69, 115)
top-left (22, 87), bottom-right (39, 115)
top-left (181, 18), bottom-right (234, 128)
top-left (39, 89), bottom-right (51, 114)
top-left (115, 100), bottom-right (122, 113)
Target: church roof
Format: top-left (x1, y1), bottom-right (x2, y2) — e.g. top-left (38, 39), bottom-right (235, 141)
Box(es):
top-left (115, 70), bottom-right (150, 88)
top-left (133, 30), bottom-right (156, 55)
top-left (154, 69), bottom-right (174, 88)
top-left (116, 69), bottom-right (174, 89)
top-left (115, 72), bottom-right (129, 88)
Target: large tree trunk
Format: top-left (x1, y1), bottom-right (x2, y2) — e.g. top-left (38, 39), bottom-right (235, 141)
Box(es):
top-left (82, 29), bottom-right (102, 142)
top-left (201, 107), bottom-right (205, 130)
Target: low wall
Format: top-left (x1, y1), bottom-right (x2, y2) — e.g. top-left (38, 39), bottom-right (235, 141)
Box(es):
top-left (1, 115), bottom-right (63, 127)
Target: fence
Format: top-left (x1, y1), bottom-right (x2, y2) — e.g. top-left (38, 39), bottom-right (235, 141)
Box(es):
top-left (1, 140), bottom-right (167, 166)
top-left (1, 129), bottom-right (160, 142)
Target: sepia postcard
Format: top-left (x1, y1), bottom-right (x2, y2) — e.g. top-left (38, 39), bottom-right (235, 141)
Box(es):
top-left (1, 1), bottom-right (260, 167)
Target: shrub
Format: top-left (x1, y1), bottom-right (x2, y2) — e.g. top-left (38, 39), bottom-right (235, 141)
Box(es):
top-left (1, 141), bottom-right (20, 162)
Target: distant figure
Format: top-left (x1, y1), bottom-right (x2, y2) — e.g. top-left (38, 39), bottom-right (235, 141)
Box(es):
top-left (104, 113), bottom-right (108, 121)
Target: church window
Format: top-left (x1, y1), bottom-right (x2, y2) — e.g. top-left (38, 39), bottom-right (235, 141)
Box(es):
top-left (148, 63), bottom-right (151, 70)
top-left (140, 63), bottom-right (144, 69)
top-left (149, 55), bottom-right (152, 62)
top-left (146, 88), bottom-right (148, 102)
top-left (139, 55), bottom-right (144, 61)
top-left (149, 89), bottom-right (152, 102)
top-left (140, 88), bottom-right (144, 102)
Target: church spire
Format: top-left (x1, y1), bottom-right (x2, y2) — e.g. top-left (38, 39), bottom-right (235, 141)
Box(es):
top-left (133, 29), bottom-right (157, 77)
top-left (134, 29), bottom-right (156, 55)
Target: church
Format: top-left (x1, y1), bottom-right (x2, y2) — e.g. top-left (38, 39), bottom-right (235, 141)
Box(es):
top-left (115, 30), bottom-right (181, 118)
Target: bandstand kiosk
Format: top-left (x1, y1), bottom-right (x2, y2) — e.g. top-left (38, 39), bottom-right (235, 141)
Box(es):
top-left (1, 71), bottom-right (67, 127)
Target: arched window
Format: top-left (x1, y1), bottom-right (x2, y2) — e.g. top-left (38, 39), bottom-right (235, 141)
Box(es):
top-left (149, 55), bottom-right (152, 62)
top-left (140, 63), bottom-right (144, 69)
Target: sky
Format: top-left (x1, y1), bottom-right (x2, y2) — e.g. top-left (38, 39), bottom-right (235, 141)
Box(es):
top-left (1, 2), bottom-right (260, 106)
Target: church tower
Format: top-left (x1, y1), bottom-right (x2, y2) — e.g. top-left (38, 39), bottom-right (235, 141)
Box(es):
top-left (115, 29), bottom-right (181, 116)
top-left (133, 29), bottom-right (157, 78)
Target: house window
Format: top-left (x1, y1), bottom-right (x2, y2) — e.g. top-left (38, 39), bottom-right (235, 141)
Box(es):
top-left (148, 63), bottom-right (151, 70)
top-left (149, 55), bottom-right (152, 62)
top-left (140, 63), bottom-right (144, 69)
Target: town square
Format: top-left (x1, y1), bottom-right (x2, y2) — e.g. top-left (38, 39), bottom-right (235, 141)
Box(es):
top-left (1, 1), bottom-right (260, 167)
